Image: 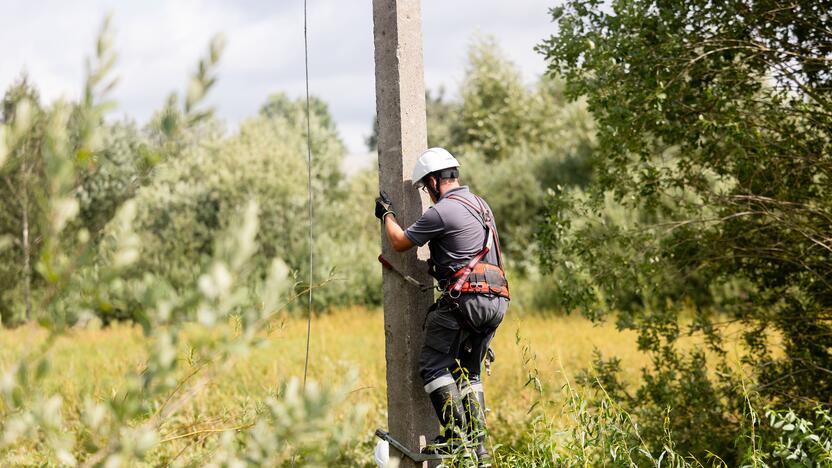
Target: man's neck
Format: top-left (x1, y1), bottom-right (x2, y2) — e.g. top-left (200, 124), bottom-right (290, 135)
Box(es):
top-left (438, 182), bottom-right (462, 198)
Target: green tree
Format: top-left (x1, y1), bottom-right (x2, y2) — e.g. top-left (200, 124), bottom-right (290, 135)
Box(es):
top-left (116, 91), bottom-right (376, 316)
top-left (365, 87), bottom-right (461, 152)
top-left (538, 0), bottom-right (832, 461)
top-left (455, 37), bottom-right (596, 277)
top-left (425, 87), bottom-right (458, 148)
top-left (367, 35), bottom-right (598, 303)
top-left (0, 76), bottom-right (46, 325)
top-left (76, 121), bottom-right (159, 238)
top-left (452, 35), bottom-right (531, 161)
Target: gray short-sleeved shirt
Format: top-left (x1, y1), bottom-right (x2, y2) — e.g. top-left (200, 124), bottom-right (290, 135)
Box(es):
top-left (404, 186), bottom-right (501, 278)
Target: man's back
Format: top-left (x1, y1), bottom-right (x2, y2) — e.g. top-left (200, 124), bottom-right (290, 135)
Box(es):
top-left (404, 186), bottom-right (501, 278)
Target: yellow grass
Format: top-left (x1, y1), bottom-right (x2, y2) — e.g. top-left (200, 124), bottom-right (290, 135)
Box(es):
top-left (0, 308), bottom-right (742, 465)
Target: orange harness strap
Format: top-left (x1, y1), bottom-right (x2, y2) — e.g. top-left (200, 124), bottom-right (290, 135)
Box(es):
top-left (448, 262), bottom-right (510, 299)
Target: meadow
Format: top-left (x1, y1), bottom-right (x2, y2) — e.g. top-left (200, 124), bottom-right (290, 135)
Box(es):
top-left (0, 308), bottom-right (657, 466)
top-left (3, 2), bottom-right (830, 464)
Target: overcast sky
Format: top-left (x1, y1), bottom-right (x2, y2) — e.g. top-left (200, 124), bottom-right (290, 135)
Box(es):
top-left (0, 0), bottom-right (557, 156)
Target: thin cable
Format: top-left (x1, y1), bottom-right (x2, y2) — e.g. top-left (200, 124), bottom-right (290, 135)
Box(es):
top-left (301, 0), bottom-right (313, 390)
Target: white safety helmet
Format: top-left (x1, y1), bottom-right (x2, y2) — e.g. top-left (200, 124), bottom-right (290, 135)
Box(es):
top-left (411, 147), bottom-right (460, 187)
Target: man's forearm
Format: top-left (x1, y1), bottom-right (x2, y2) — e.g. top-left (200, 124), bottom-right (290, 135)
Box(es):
top-left (384, 215), bottom-right (414, 252)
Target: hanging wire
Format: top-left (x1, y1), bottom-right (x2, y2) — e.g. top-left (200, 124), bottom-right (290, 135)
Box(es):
top-left (302, 0), bottom-right (314, 390)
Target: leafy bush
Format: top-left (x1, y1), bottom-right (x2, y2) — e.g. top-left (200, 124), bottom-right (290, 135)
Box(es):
top-left (494, 335), bottom-right (832, 467)
top-left (537, 0), bottom-right (832, 462)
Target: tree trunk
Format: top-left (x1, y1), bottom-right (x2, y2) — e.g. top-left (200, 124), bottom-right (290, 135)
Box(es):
top-left (22, 186), bottom-right (31, 322)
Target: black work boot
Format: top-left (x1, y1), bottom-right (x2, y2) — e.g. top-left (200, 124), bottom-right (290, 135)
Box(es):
top-left (463, 385), bottom-right (491, 467)
top-left (422, 380), bottom-right (468, 455)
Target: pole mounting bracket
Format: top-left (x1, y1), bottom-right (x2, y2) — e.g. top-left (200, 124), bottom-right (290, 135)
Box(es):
top-left (375, 428), bottom-right (452, 463)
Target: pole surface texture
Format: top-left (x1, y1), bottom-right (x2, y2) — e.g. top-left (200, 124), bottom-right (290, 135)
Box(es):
top-left (372, 0), bottom-right (435, 465)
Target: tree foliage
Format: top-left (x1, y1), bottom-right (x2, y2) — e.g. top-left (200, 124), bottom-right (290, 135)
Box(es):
top-left (537, 0), bottom-right (832, 461)
top-left (366, 36), bottom-right (598, 285)
top-left (121, 91), bottom-right (378, 315)
top-left (0, 19), bottom-right (364, 466)
top-left (0, 77), bottom-right (46, 325)
top-left (452, 35), bottom-right (533, 161)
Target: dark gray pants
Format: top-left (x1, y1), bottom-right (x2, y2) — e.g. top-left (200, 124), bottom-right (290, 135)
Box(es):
top-left (420, 294), bottom-right (508, 392)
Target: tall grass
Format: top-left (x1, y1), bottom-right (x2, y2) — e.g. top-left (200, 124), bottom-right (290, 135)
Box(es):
top-left (0, 309), bottom-right (640, 465)
top-left (3, 308), bottom-right (832, 465)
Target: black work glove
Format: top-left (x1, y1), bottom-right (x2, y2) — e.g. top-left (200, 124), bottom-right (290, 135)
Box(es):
top-left (374, 190), bottom-right (396, 221)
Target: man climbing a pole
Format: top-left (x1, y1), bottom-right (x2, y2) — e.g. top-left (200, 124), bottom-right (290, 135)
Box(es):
top-left (374, 147), bottom-right (510, 467)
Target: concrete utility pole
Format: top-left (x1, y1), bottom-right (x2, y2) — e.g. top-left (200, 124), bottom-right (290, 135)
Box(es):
top-left (372, 0), bottom-right (435, 466)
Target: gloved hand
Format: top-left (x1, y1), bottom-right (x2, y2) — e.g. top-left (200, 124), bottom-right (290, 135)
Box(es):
top-left (375, 190), bottom-right (396, 221)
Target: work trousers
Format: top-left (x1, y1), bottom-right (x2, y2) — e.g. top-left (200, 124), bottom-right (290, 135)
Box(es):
top-left (420, 294), bottom-right (508, 392)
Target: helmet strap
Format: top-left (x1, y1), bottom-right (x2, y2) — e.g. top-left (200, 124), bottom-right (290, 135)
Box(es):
top-left (427, 174), bottom-right (441, 200)
top-left (438, 168), bottom-right (458, 180)
top-left (425, 169), bottom-right (458, 201)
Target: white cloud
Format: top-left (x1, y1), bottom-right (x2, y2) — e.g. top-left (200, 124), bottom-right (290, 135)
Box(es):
top-left (0, 0), bottom-right (558, 154)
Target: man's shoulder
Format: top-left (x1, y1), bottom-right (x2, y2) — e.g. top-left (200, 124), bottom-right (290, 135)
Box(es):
top-left (439, 187), bottom-right (489, 209)
top-left (415, 204), bottom-right (440, 218)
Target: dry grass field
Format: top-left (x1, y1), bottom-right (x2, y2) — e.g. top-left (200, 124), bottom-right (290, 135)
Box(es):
top-left (0, 308), bottom-right (743, 465)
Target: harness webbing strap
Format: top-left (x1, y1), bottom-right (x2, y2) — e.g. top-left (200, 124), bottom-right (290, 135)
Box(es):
top-left (446, 194), bottom-right (505, 269)
top-left (449, 243), bottom-right (490, 294)
top-left (445, 194), bottom-right (509, 298)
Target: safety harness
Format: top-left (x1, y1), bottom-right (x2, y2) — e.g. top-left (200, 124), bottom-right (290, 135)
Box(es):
top-left (444, 194), bottom-right (510, 300)
top-left (377, 192), bottom-right (507, 375)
